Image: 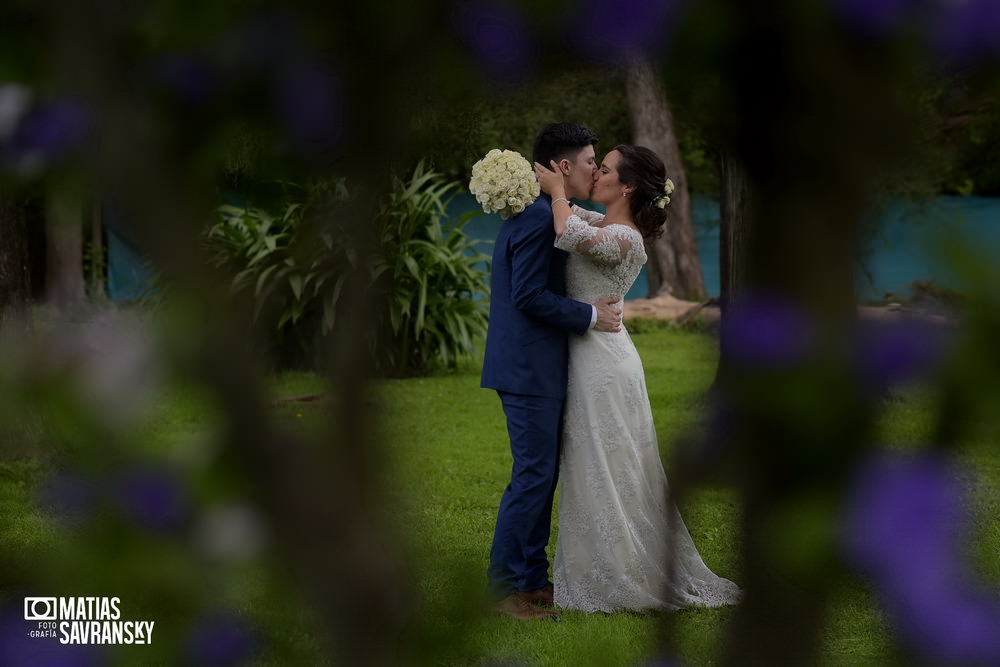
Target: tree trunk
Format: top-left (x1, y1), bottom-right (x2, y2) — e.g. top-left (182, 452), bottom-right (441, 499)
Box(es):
top-left (0, 196), bottom-right (33, 331)
top-left (44, 194), bottom-right (86, 311)
top-left (718, 151), bottom-right (752, 310)
top-left (626, 56), bottom-right (706, 300)
top-left (710, 0), bottom-right (909, 663)
top-left (707, 151), bottom-right (753, 394)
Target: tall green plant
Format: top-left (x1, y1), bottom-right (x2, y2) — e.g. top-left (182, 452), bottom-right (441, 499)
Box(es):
top-left (204, 166), bottom-right (489, 374)
top-left (373, 162), bottom-right (490, 376)
top-left (206, 179), bottom-right (350, 368)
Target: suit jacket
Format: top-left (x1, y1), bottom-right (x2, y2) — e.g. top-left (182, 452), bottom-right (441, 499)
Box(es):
top-left (481, 194), bottom-right (593, 398)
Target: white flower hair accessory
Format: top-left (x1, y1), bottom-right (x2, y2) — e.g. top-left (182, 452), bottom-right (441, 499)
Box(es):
top-left (468, 148), bottom-right (540, 220)
top-left (654, 178), bottom-right (675, 209)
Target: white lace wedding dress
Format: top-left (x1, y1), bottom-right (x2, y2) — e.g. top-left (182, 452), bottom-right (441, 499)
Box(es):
top-left (552, 208), bottom-right (741, 613)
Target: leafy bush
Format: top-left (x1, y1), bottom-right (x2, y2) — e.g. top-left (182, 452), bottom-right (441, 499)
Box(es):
top-left (205, 165), bottom-right (489, 374)
top-left (372, 162), bottom-right (490, 376)
top-left (206, 179), bottom-right (349, 368)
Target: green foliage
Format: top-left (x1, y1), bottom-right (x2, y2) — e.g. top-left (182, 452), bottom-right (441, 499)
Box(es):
top-left (372, 162), bottom-right (491, 376)
top-left (205, 165), bottom-right (489, 375)
top-left (874, 68), bottom-right (1000, 197)
top-left (207, 179), bottom-right (350, 368)
top-left (414, 68), bottom-right (633, 182)
top-left (82, 239), bottom-right (108, 300)
top-left (413, 58), bottom-right (1000, 200)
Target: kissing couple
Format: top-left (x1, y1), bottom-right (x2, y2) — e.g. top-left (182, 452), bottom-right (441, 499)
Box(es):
top-left (480, 122), bottom-right (741, 619)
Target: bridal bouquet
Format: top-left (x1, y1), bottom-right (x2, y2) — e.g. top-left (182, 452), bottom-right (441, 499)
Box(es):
top-left (469, 148), bottom-right (540, 220)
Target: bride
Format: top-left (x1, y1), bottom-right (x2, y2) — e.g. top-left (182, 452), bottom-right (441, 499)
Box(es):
top-left (535, 146), bottom-right (741, 613)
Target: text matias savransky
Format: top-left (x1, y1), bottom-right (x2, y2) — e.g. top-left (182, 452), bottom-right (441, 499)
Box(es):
top-left (24, 596), bottom-right (155, 645)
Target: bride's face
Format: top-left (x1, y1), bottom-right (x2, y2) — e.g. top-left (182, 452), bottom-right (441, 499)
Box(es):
top-left (591, 150), bottom-right (626, 206)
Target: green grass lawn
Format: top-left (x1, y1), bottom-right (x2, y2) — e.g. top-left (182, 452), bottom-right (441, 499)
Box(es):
top-left (2, 326), bottom-right (998, 665)
top-left (376, 329), bottom-right (739, 667)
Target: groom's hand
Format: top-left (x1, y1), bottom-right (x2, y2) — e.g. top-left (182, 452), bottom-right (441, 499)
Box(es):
top-left (593, 297), bottom-right (623, 333)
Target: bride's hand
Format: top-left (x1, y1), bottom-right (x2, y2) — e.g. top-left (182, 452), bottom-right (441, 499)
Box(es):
top-left (534, 161), bottom-right (566, 198)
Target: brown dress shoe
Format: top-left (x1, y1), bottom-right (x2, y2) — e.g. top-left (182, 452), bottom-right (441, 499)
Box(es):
top-left (518, 582), bottom-right (554, 607)
top-left (494, 593), bottom-right (560, 620)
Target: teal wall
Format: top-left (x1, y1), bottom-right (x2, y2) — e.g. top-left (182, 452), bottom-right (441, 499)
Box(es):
top-left (453, 193), bottom-right (1000, 302)
top-left (103, 193), bottom-right (1000, 302)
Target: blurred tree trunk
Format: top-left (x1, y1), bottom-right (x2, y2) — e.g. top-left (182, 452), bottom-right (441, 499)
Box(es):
top-left (42, 4), bottom-right (416, 665)
top-left (0, 196), bottom-right (32, 331)
top-left (710, 0), bottom-right (913, 664)
top-left (718, 152), bottom-right (752, 311)
top-left (45, 195), bottom-right (85, 311)
top-left (626, 56), bottom-right (705, 300)
top-left (708, 151), bottom-right (753, 394)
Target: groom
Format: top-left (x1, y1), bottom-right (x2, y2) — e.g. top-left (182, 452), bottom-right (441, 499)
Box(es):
top-left (481, 122), bottom-right (622, 620)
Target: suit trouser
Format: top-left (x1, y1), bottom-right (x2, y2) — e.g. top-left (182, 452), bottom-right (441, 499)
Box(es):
top-left (487, 391), bottom-right (563, 600)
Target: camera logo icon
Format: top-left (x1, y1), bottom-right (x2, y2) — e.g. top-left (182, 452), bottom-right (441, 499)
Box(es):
top-left (24, 597), bottom-right (57, 621)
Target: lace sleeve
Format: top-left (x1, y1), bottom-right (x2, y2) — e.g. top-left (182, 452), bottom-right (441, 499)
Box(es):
top-left (554, 215), bottom-right (640, 266)
top-left (570, 204), bottom-right (605, 224)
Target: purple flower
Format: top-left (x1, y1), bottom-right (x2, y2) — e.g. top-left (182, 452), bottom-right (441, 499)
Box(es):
top-left (932, 0), bottom-right (1000, 65)
top-left (453, 1), bottom-right (537, 84)
top-left (184, 612), bottom-right (258, 666)
top-left (0, 603), bottom-right (103, 667)
top-left (842, 453), bottom-right (1000, 665)
top-left (720, 294), bottom-right (815, 367)
top-left (853, 317), bottom-right (951, 394)
top-left (843, 453), bottom-right (961, 580)
top-left (831, 0), bottom-right (917, 37)
top-left (574, 0), bottom-right (687, 63)
top-left (643, 652), bottom-right (687, 667)
top-left (37, 469), bottom-right (100, 527)
top-left (274, 62), bottom-right (343, 157)
top-left (149, 54), bottom-right (220, 107)
top-left (116, 465), bottom-right (189, 533)
top-left (6, 99), bottom-right (90, 168)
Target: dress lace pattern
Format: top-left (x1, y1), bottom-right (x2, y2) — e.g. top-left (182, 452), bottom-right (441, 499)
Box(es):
top-left (552, 209), bottom-right (742, 612)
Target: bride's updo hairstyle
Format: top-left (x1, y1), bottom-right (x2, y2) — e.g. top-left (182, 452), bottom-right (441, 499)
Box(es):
top-left (613, 144), bottom-right (669, 241)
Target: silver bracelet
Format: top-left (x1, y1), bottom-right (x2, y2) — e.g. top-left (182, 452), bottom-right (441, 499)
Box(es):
top-left (552, 197), bottom-right (570, 206)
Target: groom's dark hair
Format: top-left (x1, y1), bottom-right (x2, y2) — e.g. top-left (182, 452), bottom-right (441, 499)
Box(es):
top-left (532, 122), bottom-right (598, 167)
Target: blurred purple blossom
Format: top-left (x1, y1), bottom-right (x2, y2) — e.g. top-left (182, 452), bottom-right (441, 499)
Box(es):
top-left (453, 1), bottom-right (537, 84)
top-left (148, 54), bottom-right (220, 107)
top-left (5, 99), bottom-right (90, 172)
top-left (853, 317), bottom-right (952, 394)
top-left (184, 612), bottom-right (259, 666)
top-left (720, 294), bottom-right (815, 367)
top-left (830, 0), bottom-right (1000, 64)
top-left (574, 0), bottom-right (687, 63)
top-left (0, 603), bottom-right (102, 667)
top-left (274, 62), bottom-right (343, 157)
top-left (842, 453), bottom-right (1000, 665)
top-left (642, 656), bottom-right (686, 667)
top-left (37, 469), bottom-right (100, 527)
top-left (116, 465), bottom-right (189, 533)
top-left (932, 0), bottom-right (1000, 65)
top-left (832, 0), bottom-right (916, 37)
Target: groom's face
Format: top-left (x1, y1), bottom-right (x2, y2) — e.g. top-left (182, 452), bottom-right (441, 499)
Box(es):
top-left (563, 145), bottom-right (597, 200)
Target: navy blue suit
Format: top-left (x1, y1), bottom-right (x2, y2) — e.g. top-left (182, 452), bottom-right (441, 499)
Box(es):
top-left (481, 194), bottom-right (592, 599)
